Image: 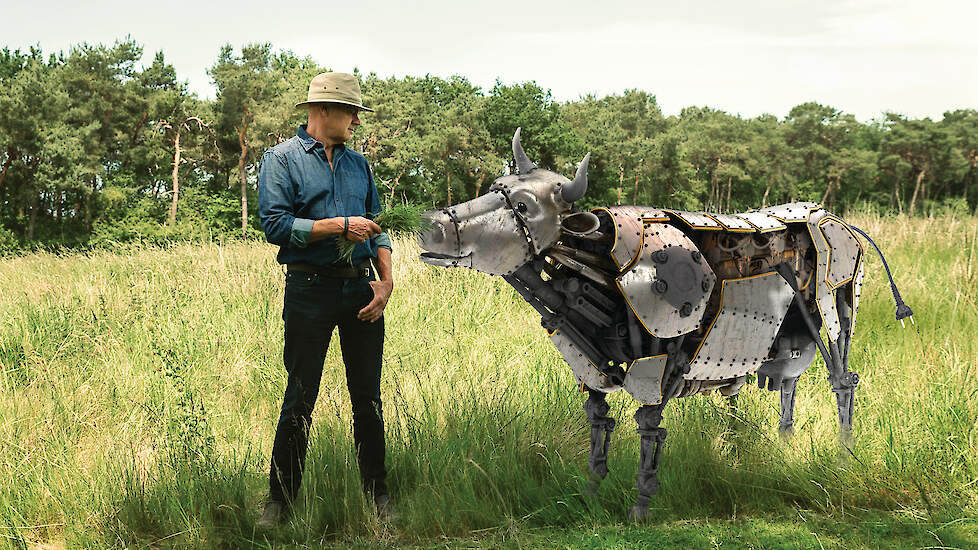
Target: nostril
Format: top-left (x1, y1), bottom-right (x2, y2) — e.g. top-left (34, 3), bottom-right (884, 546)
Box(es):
top-left (421, 222), bottom-right (446, 245)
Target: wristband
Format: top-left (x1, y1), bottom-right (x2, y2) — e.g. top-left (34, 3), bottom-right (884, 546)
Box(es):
top-left (343, 217), bottom-right (349, 238)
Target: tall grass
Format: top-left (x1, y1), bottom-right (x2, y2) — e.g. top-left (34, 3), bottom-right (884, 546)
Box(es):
top-left (0, 214), bottom-right (976, 548)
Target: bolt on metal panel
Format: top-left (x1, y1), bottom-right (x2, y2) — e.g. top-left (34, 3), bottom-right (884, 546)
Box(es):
top-left (735, 211), bottom-right (787, 232)
top-left (617, 223), bottom-right (716, 338)
top-left (663, 209), bottom-right (723, 230)
top-left (806, 209), bottom-right (842, 342)
top-left (820, 218), bottom-right (863, 289)
top-left (623, 355), bottom-right (669, 405)
top-left (549, 329), bottom-right (622, 393)
top-left (686, 272), bottom-right (795, 381)
top-left (707, 212), bottom-right (756, 232)
top-left (640, 208), bottom-right (670, 222)
top-left (759, 201), bottom-right (820, 222)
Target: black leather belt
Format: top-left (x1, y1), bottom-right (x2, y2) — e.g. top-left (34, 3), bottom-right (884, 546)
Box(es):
top-left (287, 261), bottom-right (371, 279)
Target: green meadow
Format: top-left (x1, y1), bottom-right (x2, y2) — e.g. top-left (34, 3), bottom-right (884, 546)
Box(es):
top-left (1, 213), bottom-right (975, 549)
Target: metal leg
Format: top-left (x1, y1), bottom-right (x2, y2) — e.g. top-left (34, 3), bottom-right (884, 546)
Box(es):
top-left (831, 371), bottom-right (858, 444)
top-left (832, 290), bottom-right (858, 447)
top-left (775, 264), bottom-right (860, 447)
top-left (583, 390), bottom-right (615, 494)
top-left (779, 377), bottom-right (799, 437)
top-left (628, 403), bottom-right (667, 522)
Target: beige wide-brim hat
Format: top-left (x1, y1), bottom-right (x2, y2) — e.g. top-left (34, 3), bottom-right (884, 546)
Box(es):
top-left (295, 72), bottom-right (374, 112)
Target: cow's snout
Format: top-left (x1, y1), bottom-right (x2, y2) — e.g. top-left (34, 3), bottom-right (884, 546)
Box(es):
top-left (419, 209), bottom-right (468, 268)
top-left (419, 210), bottom-right (456, 251)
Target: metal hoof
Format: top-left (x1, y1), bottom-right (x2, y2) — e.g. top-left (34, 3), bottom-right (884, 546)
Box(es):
top-left (627, 504), bottom-right (652, 522)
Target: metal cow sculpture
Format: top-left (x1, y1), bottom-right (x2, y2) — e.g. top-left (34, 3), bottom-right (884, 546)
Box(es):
top-left (418, 130), bottom-right (912, 520)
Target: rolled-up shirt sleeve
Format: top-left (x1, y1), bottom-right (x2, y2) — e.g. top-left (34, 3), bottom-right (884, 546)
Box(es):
top-left (258, 150), bottom-right (315, 248)
top-left (366, 164), bottom-right (393, 253)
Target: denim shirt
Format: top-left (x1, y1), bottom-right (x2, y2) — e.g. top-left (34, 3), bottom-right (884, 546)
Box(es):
top-left (258, 125), bottom-right (392, 266)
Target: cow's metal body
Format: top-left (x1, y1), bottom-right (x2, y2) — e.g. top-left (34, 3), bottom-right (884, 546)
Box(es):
top-left (419, 131), bottom-right (902, 520)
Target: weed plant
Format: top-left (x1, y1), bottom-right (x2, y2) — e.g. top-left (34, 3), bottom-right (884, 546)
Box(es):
top-left (0, 214), bottom-right (975, 548)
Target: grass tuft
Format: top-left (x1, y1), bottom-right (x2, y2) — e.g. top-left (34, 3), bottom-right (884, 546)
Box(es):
top-left (336, 204), bottom-right (431, 264)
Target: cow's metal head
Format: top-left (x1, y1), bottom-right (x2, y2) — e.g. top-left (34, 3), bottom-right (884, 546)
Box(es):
top-left (419, 129), bottom-right (599, 276)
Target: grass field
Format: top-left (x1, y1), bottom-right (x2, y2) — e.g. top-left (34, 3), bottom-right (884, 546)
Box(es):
top-left (1, 213), bottom-right (976, 549)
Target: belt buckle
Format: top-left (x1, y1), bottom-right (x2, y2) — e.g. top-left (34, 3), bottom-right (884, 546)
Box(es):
top-left (359, 265), bottom-right (370, 278)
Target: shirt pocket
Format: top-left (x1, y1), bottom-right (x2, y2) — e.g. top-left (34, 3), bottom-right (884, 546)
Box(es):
top-left (338, 167), bottom-right (368, 214)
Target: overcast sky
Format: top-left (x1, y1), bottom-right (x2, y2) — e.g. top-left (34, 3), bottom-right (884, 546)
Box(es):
top-left (4, 0), bottom-right (975, 122)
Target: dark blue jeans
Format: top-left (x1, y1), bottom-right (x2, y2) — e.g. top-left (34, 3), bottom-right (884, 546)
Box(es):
top-left (269, 271), bottom-right (387, 503)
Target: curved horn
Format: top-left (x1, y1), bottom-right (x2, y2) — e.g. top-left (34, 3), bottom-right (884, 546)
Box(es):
top-left (512, 127), bottom-right (537, 175)
top-left (561, 152), bottom-right (590, 203)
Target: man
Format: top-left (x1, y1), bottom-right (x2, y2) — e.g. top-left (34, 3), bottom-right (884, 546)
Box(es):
top-left (256, 72), bottom-right (394, 527)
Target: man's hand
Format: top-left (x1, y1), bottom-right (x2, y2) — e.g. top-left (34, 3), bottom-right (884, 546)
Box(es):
top-left (346, 216), bottom-right (382, 243)
top-left (357, 279), bottom-right (393, 323)
top-left (309, 216), bottom-right (382, 244)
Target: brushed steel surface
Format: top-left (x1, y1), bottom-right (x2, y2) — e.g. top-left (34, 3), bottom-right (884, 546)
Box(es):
top-left (623, 355), bottom-right (669, 405)
top-left (640, 208), bottom-right (670, 222)
top-left (549, 329), bottom-right (622, 393)
top-left (806, 209), bottom-right (842, 342)
top-left (820, 218), bottom-right (862, 289)
top-left (686, 272), bottom-right (795, 381)
top-left (451, 190), bottom-right (533, 276)
top-left (760, 201), bottom-right (821, 222)
top-left (707, 212), bottom-right (755, 232)
top-left (594, 206), bottom-right (645, 271)
top-left (736, 211), bottom-right (787, 232)
top-left (489, 171), bottom-right (571, 256)
top-left (850, 257), bottom-right (864, 340)
top-left (664, 209), bottom-right (723, 230)
top-left (618, 223), bottom-right (716, 338)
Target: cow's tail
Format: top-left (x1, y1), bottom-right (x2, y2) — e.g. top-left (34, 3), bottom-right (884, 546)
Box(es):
top-left (849, 225), bottom-right (915, 328)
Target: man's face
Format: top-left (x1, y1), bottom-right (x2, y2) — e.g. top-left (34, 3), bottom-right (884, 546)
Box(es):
top-left (316, 103), bottom-right (361, 143)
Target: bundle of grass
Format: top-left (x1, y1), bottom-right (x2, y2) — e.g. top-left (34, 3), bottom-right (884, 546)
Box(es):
top-left (336, 203), bottom-right (431, 263)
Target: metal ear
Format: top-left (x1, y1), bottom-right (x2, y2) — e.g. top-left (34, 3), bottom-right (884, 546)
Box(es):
top-left (560, 211), bottom-right (600, 236)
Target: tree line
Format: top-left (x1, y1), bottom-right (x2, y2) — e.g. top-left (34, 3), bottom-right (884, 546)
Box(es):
top-left (1, 39), bottom-right (976, 251)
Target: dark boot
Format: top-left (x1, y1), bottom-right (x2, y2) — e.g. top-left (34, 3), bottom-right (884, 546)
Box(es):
top-left (374, 493), bottom-right (398, 523)
top-left (257, 500), bottom-right (289, 528)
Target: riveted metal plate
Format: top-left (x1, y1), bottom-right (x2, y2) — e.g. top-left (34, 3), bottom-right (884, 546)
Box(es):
top-left (708, 212), bottom-right (756, 232)
top-left (819, 217), bottom-right (863, 289)
top-left (806, 209), bottom-right (842, 342)
top-left (686, 272), bottom-right (795, 381)
top-left (617, 223), bottom-right (716, 337)
top-left (549, 329), bottom-right (622, 393)
top-left (736, 211), bottom-right (787, 232)
top-left (623, 355), bottom-right (668, 405)
top-left (641, 208), bottom-right (670, 222)
top-left (759, 201), bottom-right (820, 222)
top-left (850, 257), bottom-right (864, 339)
top-left (593, 206), bottom-right (644, 271)
top-left (497, 172), bottom-right (570, 255)
top-left (453, 192), bottom-right (533, 276)
top-left (663, 209), bottom-right (723, 230)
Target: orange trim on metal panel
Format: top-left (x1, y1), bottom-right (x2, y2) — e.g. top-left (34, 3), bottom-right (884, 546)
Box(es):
top-left (704, 213), bottom-right (755, 233)
top-left (663, 209), bottom-right (724, 231)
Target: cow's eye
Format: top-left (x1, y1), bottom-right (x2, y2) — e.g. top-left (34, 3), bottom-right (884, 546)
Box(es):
top-left (517, 202), bottom-right (528, 214)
